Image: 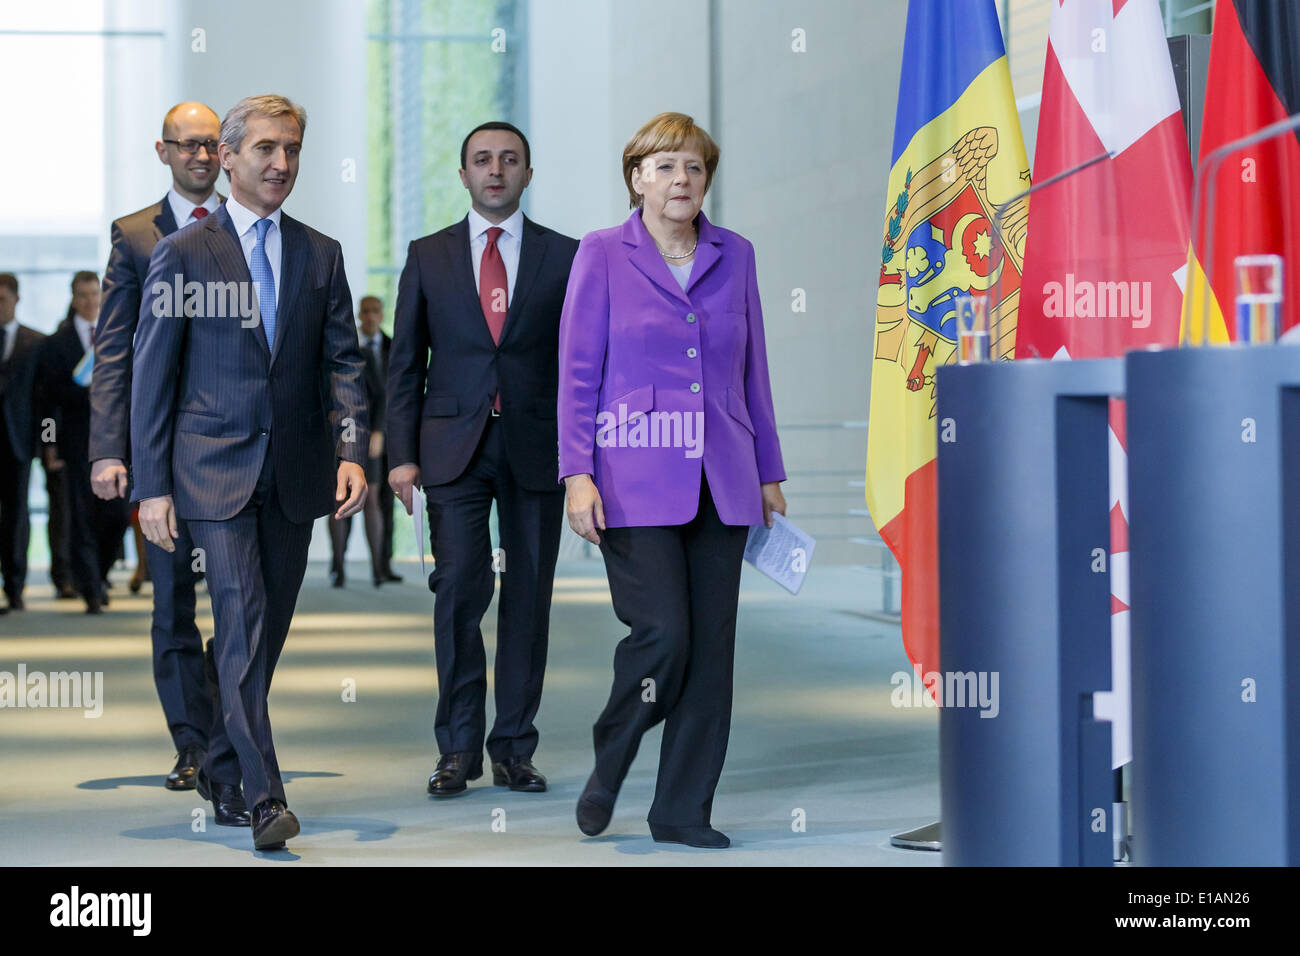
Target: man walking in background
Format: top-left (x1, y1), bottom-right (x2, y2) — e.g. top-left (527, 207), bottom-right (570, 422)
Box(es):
top-left (91, 101), bottom-right (224, 794)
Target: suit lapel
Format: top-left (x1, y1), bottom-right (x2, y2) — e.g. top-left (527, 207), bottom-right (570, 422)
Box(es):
top-left (153, 196), bottom-right (178, 240)
top-left (272, 214), bottom-right (306, 369)
top-left (448, 218), bottom-right (498, 350)
top-left (499, 217), bottom-right (543, 346)
top-left (623, 210), bottom-right (693, 308)
top-left (204, 207), bottom-right (269, 362)
top-left (685, 210), bottom-right (723, 294)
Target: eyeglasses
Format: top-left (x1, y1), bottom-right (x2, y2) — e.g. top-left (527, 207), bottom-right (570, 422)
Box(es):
top-left (163, 139), bottom-right (219, 156)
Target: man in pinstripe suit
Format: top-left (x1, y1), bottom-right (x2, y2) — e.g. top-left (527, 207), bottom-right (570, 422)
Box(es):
top-left (132, 94), bottom-right (369, 852)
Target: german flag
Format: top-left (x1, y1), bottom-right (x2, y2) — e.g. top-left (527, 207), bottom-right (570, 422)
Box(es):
top-left (1182, 0), bottom-right (1300, 343)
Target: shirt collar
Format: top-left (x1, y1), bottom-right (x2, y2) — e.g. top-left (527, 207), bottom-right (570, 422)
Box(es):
top-left (467, 206), bottom-right (523, 243)
top-left (225, 194), bottom-right (283, 238)
top-left (166, 187), bottom-right (220, 227)
top-left (74, 314), bottom-right (95, 337)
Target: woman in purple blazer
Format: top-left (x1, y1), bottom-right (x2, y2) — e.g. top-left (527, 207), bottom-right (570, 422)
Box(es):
top-left (558, 113), bottom-right (787, 848)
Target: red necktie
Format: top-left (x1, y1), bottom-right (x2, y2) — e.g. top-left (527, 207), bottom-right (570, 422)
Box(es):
top-left (479, 226), bottom-right (508, 410)
top-left (191, 207), bottom-right (208, 220)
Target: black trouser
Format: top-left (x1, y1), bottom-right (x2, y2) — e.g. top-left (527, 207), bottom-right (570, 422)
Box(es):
top-left (328, 455), bottom-right (385, 582)
top-left (143, 520), bottom-right (213, 753)
top-left (0, 441), bottom-right (31, 603)
top-left (424, 415), bottom-right (564, 762)
top-left (593, 474), bottom-right (748, 828)
top-left (379, 449), bottom-right (396, 573)
top-left (41, 456), bottom-right (70, 591)
top-left (63, 450), bottom-right (130, 602)
top-left (188, 451), bottom-right (312, 808)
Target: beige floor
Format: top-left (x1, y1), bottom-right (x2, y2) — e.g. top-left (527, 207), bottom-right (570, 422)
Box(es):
top-left (0, 560), bottom-right (940, 866)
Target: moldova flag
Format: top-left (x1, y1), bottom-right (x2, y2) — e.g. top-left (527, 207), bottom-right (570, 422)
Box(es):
top-left (866, 0), bottom-right (1030, 686)
top-left (1182, 0), bottom-right (1300, 343)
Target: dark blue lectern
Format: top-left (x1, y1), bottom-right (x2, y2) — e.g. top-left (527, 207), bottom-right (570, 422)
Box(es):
top-left (936, 358), bottom-right (1121, 866)
top-left (1126, 345), bottom-right (1300, 866)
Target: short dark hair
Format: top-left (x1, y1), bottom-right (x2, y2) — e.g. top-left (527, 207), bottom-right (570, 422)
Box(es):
top-left (460, 122), bottom-right (530, 170)
top-left (71, 270), bottom-right (99, 292)
top-left (0, 273), bottom-right (17, 296)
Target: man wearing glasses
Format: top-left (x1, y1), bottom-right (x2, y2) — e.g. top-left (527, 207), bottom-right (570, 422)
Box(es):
top-left (90, 103), bottom-right (229, 810)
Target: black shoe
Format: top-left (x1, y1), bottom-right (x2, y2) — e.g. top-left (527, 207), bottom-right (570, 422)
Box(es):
top-left (85, 597), bottom-right (103, 615)
top-left (648, 823), bottom-right (730, 848)
top-left (372, 576), bottom-right (383, 588)
top-left (383, 570), bottom-right (404, 583)
top-left (426, 751), bottom-right (483, 797)
top-left (55, 584), bottom-right (78, 600)
top-left (330, 570), bottom-right (344, 588)
top-left (196, 769), bottom-right (250, 827)
top-left (5, 595), bottom-right (23, 611)
top-left (165, 746), bottom-right (205, 790)
top-left (252, 799), bottom-right (299, 850)
top-left (492, 756), bottom-right (547, 792)
top-left (576, 770), bottom-right (618, 836)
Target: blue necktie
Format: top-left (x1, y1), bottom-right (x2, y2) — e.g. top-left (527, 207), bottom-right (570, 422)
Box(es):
top-left (251, 218), bottom-right (277, 349)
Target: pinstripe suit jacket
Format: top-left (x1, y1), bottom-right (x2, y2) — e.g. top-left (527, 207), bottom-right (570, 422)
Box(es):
top-left (129, 204), bottom-right (369, 523)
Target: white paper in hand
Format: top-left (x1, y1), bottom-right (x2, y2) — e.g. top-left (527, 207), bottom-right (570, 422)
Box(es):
top-left (411, 485), bottom-right (428, 577)
top-left (744, 513), bottom-right (815, 594)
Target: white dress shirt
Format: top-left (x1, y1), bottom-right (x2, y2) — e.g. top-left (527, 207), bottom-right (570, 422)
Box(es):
top-left (467, 206), bottom-right (523, 301)
top-left (224, 195), bottom-right (283, 303)
top-left (73, 315), bottom-right (95, 353)
top-left (166, 187), bottom-right (221, 229)
top-left (1, 321), bottom-right (16, 363)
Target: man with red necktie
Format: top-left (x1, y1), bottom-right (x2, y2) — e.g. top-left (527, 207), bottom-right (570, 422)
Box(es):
top-left (388, 122), bottom-right (578, 798)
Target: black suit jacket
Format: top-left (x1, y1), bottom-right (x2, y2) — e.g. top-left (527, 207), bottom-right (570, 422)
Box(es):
top-left (35, 321), bottom-right (93, 468)
top-left (1, 323), bottom-right (46, 461)
top-left (387, 215), bottom-right (578, 491)
top-left (91, 194), bottom-right (224, 463)
top-left (130, 204), bottom-right (369, 523)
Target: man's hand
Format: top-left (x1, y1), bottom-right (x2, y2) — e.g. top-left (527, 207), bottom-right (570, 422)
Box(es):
top-left (139, 495), bottom-right (179, 552)
top-left (388, 463), bottom-right (421, 515)
top-left (761, 481), bottom-right (787, 529)
top-left (91, 458), bottom-right (129, 500)
top-left (369, 430), bottom-right (385, 460)
top-left (565, 474), bottom-right (606, 545)
top-left (335, 461), bottom-right (367, 520)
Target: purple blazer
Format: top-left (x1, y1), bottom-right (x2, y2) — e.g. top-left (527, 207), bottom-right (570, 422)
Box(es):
top-left (558, 208), bottom-right (785, 527)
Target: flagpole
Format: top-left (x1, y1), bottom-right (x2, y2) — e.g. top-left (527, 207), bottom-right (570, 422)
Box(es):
top-left (1186, 111), bottom-right (1300, 346)
top-left (988, 150), bottom-right (1114, 359)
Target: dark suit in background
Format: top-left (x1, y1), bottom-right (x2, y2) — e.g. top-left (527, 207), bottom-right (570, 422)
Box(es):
top-left (93, 196), bottom-right (215, 758)
top-left (0, 322), bottom-right (45, 608)
top-left (388, 215), bottom-right (577, 769)
top-left (132, 204), bottom-right (368, 809)
top-left (37, 321), bottom-right (130, 607)
top-left (329, 343), bottom-right (386, 583)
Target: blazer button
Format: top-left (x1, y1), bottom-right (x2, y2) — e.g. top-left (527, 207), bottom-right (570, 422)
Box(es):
top-left (686, 347), bottom-right (698, 359)
top-left (689, 382), bottom-right (701, 393)
top-left (686, 312), bottom-right (697, 323)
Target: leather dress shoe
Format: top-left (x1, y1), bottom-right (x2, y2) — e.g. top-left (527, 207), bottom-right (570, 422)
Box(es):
top-left (383, 570), bottom-right (404, 583)
top-left (426, 751), bottom-right (483, 797)
top-left (85, 597), bottom-right (103, 615)
top-left (55, 584), bottom-right (78, 600)
top-left (196, 769), bottom-right (250, 827)
top-left (165, 746), bottom-right (205, 790)
top-left (330, 569), bottom-right (345, 588)
top-left (252, 799), bottom-right (299, 850)
top-left (492, 756), bottom-right (547, 792)
top-left (5, 595), bottom-right (23, 611)
top-left (576, 770), bottom-right (618, 836)
top-left (648, 823), bottom-right (731, 849)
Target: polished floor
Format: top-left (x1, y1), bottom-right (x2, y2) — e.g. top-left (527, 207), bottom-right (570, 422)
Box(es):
top-left (0, 559), bottom-right (940, 865)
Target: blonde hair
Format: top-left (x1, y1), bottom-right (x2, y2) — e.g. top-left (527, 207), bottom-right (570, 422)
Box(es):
top-left (621, 112), bottom-right (720, 209)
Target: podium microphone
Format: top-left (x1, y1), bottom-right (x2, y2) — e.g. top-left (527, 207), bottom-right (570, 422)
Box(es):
top-left (987, 150), bottom-right (1114, 358)
top-left (1186, 110), bottom-right (1300, 346)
